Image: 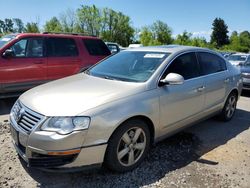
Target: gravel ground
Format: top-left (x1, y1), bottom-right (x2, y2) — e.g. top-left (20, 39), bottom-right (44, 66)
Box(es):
top-left (0, 92), bottom-right (250, 188)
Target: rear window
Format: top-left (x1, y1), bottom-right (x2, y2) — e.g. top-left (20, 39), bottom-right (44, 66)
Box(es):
top-left (83, 39), bottom-right (111, 56)
top-left (46, 37), bottom-right (79, 57)
top-left (198, 52), bottom-right (227, 75)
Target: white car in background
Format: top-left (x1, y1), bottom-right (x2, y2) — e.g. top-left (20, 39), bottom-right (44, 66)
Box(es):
top-left (228, 53), bottom-right (250, 66)
top-left (128, 44), bottom-right (143, 48)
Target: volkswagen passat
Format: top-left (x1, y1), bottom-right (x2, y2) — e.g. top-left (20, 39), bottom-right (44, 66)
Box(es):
top-left (10, 46), bottom-right (242, 172)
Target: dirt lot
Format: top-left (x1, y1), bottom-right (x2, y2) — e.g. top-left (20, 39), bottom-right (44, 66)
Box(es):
top-left (0, 91), bottom-right (250, 188)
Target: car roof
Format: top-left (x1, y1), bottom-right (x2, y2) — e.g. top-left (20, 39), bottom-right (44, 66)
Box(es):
top-left (14, 33), bottom-right (99, 40)
top-left (126, 45), bottom-right (211, 53)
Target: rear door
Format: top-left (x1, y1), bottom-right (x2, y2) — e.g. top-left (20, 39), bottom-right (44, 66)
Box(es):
top-left (197, 52), bottom-right (229, 110)
top-left (0, 37), bottom-right (47, 93)
top-left (46, 37), bottom-right (81, 80)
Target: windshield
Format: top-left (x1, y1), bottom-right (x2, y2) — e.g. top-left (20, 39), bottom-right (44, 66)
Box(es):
top-left (228, 55), bottom-right (247, 62)
top-left (0, 35), bottom-right (15, 49)
top-left (88, 51), bottom-right (170, 82)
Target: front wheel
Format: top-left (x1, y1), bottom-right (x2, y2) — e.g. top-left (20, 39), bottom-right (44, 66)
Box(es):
top-left (104, 119), bottom-right (150, 172)
top-left (219, 92), bottom-right (237, 121)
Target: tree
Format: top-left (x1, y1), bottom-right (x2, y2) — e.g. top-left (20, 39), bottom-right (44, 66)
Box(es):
top-left (140, 27), bottom-right (153, 46)
top-left (60, 8), bottom-right (78, 32)
top-left (25, 22), bottom-right (40, 33)
top-left (44, 17), bottom-right (62, 32)
top-left (0, 19), bottom-right (4, 33)
top-left (77, 5), bottom-right (102, 36)
top-left (210, 18), bottom-right (229, 47)
top-left (101, 9), bottom-right (134, 46)
top-left (174, 30), bottom-right (192, 45)
top-left (3, 19), bottom-right (14, 33)
top-left (139, 20), bottom-right (172, 46)
top-left (222, 31), bottom-right (250, 53)
top-left (76, 5), bottom-right (134, 46)
top-left (13, 18), bottom-right (25, 33)
top-left (152, 20), bottom-right (173, 44)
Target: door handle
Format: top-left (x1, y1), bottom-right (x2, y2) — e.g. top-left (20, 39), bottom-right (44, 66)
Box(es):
top-left (224, 78), bottom-right (230, 83)
top-left (196, 86), bottom-right (205, 92)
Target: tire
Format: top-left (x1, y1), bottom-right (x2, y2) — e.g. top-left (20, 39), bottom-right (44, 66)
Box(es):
top-left (104, 119), bottom-right (151, 172)
top-left (219, 92), bottom-right (237, 122)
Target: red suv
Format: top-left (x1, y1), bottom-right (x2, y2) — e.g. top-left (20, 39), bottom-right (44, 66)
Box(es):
top-left (0, 33), bottom-right (111, 98)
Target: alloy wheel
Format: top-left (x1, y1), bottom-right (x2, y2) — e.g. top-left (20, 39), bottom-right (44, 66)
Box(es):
top-left (117, 127), bottom-right (146, 167)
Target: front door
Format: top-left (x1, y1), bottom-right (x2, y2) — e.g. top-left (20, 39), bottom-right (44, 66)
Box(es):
top-left (0, 37), bottom-right (47, 93)
top-left (159, 52), bottom-right (205, 131)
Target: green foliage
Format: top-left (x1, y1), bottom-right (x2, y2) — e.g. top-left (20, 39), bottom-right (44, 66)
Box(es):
top-left (13, 18), bottom-right (25, 33)
top-left (174, 31), bottom-right (192, 45)
top-left (211, 18), bottom-right (229, 47)
top-left (44, 17), bottom-right (63, 32)
top-left (60, 8), bottom-right (79, 33)
top-left (25, 22), bottom-right (40, 33)
top-left (0, 8), bottom-right (249, 53)
top-left (222, 31), bottom-right (250, 53)
top-left (152, 20), bottom-right (173, 44)
top-left (139, 21), bottom-right (172, 46)
top-left (77, 5), bottom-right (134, 46)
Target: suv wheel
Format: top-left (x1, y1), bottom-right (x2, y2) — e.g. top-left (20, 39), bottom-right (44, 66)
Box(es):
top-left (219, 92), bottom-right (237, 121)
top-left (105, 119), bottom-right (150, 172)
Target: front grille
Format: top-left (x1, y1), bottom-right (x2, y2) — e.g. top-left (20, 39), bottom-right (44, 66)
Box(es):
top-left (11, 101), bottom-right (45, 134)
top-left (29, 154), bottom-right (77, 168)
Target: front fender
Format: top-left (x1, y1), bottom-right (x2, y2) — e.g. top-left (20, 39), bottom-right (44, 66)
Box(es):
top-left (80, 89), bottom-right (160, 147)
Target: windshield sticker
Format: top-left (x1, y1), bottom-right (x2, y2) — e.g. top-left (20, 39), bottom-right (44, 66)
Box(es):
top-left (1, 38), bottom-right (11, 42)
top-left (241, 56), bottom-right (247, 58)
top-left (144, 54), bottom-right (165, 58)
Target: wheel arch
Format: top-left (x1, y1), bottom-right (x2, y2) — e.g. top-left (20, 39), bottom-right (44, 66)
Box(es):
top-left (108, 115), bottom-right (155, 146)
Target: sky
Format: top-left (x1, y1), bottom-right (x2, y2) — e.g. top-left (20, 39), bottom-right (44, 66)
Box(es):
top-left (0, 0), bottom-right (250, 40)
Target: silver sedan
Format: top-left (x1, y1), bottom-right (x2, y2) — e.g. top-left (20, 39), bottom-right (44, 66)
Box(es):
top-left (9, 45), bottom-right (242, 172)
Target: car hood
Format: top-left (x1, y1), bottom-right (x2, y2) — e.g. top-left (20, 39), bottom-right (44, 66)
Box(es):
top-left (240, 66), bottom-right (250, 73)
top-left (20, 73), bottom-right (146, 116)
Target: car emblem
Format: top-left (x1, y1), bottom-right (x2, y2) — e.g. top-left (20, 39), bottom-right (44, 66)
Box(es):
top-left (16, 108), bottom-right (25, 122)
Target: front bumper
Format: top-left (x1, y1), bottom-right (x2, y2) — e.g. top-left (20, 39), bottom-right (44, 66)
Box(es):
top-left (9, 114), bottom-right (107, 170)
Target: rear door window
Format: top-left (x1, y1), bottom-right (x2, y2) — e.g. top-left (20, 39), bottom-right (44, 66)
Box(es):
top-left (46, 37), bottom-right (79, 57)
top-left (197, 52), bottom-right (227, 75)
top-left (83, 39), bottom-right (111, 56)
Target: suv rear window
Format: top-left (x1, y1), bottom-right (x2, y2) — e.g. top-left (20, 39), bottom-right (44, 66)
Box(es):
top-left (47, 37), bottom-right (79, 57)
top-left (83, 39), bottom-right (110, 56)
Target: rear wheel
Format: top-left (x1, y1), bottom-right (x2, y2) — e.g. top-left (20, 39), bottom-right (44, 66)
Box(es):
top-left (219, 92), bottom-right (237, 121)
top-left (105, 119), bottom-right (150, 172)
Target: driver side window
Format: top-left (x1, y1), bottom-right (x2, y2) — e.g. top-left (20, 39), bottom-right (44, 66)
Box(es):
top-left (10, 38), bottom-right (44, 58)
top-left (10, 39), bottom-right (28, 57)
top-left (163, 52), bottom-right (200, 80)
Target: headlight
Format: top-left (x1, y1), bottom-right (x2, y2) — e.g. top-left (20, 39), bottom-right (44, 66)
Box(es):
top-left (242, 72), bottom-right (250, 76)
top-left (41, 117), bottom-right (90, 135)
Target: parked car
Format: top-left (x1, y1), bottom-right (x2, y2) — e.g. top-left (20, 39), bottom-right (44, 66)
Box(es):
top-left (239, 60), bottom-right (250, 90)
top-left (0, 32), bottom-right (111, 98)
top-left (9, 45), bottom-right (242, 172)
top-left (105, 42), bottom-right (126, 54)
top-left (228, 53), bottom-right (250, 66)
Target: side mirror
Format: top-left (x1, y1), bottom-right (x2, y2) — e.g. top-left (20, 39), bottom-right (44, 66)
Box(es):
top-left (159, 73), bottom-right (184, 86)
top-left (2, 49), bottom-right (14, 58)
